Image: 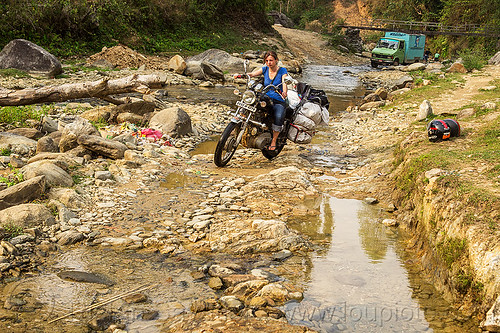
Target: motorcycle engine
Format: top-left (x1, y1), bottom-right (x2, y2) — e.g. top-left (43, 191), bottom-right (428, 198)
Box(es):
top-left (242, 126), bottom-right (271, 149)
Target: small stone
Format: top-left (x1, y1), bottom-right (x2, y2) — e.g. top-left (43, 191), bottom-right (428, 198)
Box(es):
top-left (88, 314), bottom-right (116, 331)
top-left (248, 296), bottom-right (267, 308)
top-left (124, 293), bottom-right (147, 304)
top-left (255, 309), bottom-right (268, 317)
top-left (382, 219), bottom-right (399, 227)
top-left (364, 197), bottom-right (379, 205)
top-left (272, 250), bottom-right (292, 261)
top-left (141, 310), bottom-right (159, 320)
top-left (190, 271), bottom-right (205, 280)
top-left (219, 296), bottom-right (244, 313)
top-left (208, 277), bottom-right (223, 290)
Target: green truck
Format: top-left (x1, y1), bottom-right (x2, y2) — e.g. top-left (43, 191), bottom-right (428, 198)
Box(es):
top-left (371, 32), bottom-right (426, 68)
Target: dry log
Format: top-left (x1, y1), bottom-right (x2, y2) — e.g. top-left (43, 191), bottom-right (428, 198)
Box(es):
top-left (0, 73), bottom-right (168, 106)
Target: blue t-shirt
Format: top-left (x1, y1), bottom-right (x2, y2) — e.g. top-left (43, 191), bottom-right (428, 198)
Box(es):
top-left (262, 66), bottom-right (287, 102)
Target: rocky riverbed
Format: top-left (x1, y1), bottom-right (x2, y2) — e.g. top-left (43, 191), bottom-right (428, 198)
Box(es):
top-left (0, 34), bottom-right (499, 332)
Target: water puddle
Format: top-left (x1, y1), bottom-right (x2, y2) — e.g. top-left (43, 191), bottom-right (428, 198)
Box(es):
top-left (190, 135), bottom-right (219, 156)
top-left (284, 196), bottom-right (476, 332)
top-left (159, 172), bottom-right (204, 189)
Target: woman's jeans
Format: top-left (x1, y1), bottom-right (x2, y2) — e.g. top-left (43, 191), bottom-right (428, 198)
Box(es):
top-left (271, 100), bottom-right (286, 132)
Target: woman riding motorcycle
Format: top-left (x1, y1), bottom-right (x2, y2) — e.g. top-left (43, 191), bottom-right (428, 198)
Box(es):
top-left (240, 50), bottom-right (288, 151)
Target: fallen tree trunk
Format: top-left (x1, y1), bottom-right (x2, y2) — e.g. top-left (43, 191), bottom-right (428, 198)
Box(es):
top-left (0, 73), bottom-right (168, 106)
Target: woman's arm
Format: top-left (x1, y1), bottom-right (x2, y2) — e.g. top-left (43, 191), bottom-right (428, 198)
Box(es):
top-left (248, 67), bottom-right (263, 78)
top-left (281, 73), bottom-right (288, 98)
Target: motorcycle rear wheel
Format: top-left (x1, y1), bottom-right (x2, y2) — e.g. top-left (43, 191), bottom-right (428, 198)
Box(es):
top-left (214, 122), bottom-right (241, 167)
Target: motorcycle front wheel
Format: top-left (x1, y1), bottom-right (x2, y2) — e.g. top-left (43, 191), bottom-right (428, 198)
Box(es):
top-left (214, 122), bottom-right (242, 167)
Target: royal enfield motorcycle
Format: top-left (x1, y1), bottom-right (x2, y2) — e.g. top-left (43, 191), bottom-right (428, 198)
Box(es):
top-left (213, 61), bottom-right (297, 167)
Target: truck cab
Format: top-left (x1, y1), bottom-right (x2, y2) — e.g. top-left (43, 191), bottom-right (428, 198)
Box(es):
top-left (371, 32), bottom-right (425, 68)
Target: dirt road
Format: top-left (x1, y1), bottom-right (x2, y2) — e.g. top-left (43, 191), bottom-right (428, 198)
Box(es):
top-left (272, 25), bottom-right (367, 66)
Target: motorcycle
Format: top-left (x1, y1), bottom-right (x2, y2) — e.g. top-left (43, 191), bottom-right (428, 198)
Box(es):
top-left (214, 60), bottom-right (298, 167)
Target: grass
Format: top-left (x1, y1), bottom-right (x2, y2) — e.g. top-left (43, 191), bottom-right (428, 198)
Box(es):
top-left (389, 73), bottom-right (465, 105)
top-left (0, 148), bottom-right (11, 156)
top-left (437, 237), bottom-right (467, 269)
top-left (0, 165), bottom-right (24, 187)
top-left (0, 68), bottom-right (32, 78)
top-left (1, 223), bottom-right (23, 240)
top-left (0, 105), bottom-right (54, 126)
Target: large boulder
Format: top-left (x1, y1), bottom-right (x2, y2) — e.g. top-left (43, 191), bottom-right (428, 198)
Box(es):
top-left (28, 152), bottom-right (83, 169)
top-left (0, 175), bottom-right (46, 210)
top-left (59, 116), bottom-right (100, 152)
top-left (0, 133), bottom-right (37, 156)
top-left (6, 128), bottom-right (43, 140)
top-left (22, 160), bottom-right (73, 188)
top-left (187, 49), bottom-right (244, 73)
top-left (0, 203), bottom-right (57, 228)
top-left (482, 296), bottom-right (500, 332)
top-left (267, 11), bottom-right (294, 28)
top-left (488, 51), bottom-right (500, 65)
top-left (36, 136), bottom-right (59, 154)
top-left (405, 62), bottom-right (426, 72)
top-left (168, 55), bottom-right (187, 74)
top-left (200, 61), bottom-right (224, 81)
top-left (109, 101), bottom-right (155, 123)
top-left (47, 188), bottom-right (89, 209)
top-left (392, 75), bottom-right (414, 89)
top-left (447, 62), bottom-right (467, 73)
top-left (77, 134), bottom-right (128, 159)
top-left (0, 39), bottom-right (62, 77)
top-left (149, 107), bottom-right (193, 138)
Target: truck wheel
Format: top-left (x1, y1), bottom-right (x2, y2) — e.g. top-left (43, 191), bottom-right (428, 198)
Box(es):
top-left (370, 61), bottom-right (378, 68)
top-left (393, 59), bottom-right (400, 66)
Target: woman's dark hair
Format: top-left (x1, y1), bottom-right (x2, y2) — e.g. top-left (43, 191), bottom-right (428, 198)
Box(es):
top-left (263, 50), bottom-right (278, 61)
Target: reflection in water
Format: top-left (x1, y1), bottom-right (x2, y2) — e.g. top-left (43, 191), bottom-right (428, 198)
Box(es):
top-left (284, 196), bottom-right (469, 332)
top-left (357, 203), bottom-right (389, 263)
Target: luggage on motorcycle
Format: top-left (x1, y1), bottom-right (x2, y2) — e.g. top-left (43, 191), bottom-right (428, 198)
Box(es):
top-left (287, 90), bottom-right (301, 108)
top-left (427, 119), bottom-right (460, 142)
top-left (296, 82), bottom-right (330, 109)
top-left (288, 123), bottom-right (313, 144)
top-left (287, 102), bottom-right (328, 144)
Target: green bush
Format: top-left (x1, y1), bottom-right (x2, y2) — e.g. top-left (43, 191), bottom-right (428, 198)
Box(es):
top-left (459, 49), bottom-right (488, 71)
top-left (0, 0), bottom-right (269, 56)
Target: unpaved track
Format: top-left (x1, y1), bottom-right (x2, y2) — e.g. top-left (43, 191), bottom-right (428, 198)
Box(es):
top-left (272, 25), bottom-right (367, 66)
top-left (431, 65), bottom-right (500, 114)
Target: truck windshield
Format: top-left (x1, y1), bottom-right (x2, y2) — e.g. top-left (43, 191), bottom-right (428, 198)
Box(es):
top-left (377, 39), bottom-right (399, 50)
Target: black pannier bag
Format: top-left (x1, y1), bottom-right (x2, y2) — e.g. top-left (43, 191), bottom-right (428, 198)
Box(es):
top-left (296, 82), bottom-right (330, 109)
top-left (427, 119), bottom-right (460, 142)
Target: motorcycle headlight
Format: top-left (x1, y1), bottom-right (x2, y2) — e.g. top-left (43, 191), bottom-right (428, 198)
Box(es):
top-left (242, 90), bottom-right (256, 104)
